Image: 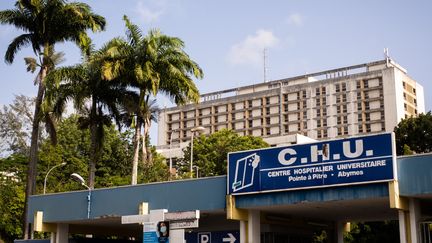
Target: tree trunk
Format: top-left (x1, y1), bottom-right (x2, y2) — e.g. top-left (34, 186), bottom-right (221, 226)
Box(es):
top-left (143, 119), bottom-right (152, 165)
top-left (88, 100), bottom-right (98, 189)
top-left (23, 66), bottom-right (47, 239)
top-left (141, 124), bottom-right (147, 165)
top-left (131, 119), bottom-right (142, 185)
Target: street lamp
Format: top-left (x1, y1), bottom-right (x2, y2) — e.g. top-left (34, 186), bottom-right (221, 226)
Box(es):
top-left (169, 129), bottom-right (178, 178)
top-left (190, 126), bottom-right (205, 178)
top-left (71, 173), bottom-right (91, 219)
top-left (43, 162), bottom-right (67, 194)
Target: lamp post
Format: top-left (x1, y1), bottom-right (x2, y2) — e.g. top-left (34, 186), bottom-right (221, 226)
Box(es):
top-left (71, 173), bottom-right (91, 219)
top-left (43, 162), bottom-right (67, 194)
top-left (190, 126), bottom-right (205, 178)
top-left (169, 129), bottom-right (178, 178)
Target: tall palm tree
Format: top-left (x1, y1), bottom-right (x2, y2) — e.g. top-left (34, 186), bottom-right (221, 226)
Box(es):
top-left (45, 47), bottom-right (135, 189)
top-left (0, 0), bottom-right (105, 238)
top-left (101, 16), bottom-right (203, 185)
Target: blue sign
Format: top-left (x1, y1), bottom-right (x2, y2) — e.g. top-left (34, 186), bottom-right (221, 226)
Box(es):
top-left (185, 231), bottom-right (239, 243)
top-left (228, 133), bottom-right (396, 195)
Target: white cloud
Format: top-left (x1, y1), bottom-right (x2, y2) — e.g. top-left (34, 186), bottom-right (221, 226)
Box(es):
top-left (287, 13), bottom-right (304, 26)
top-left (135, 0), bottom-right (165, 23)
top-left (228, 29), bottom-right (279, 65)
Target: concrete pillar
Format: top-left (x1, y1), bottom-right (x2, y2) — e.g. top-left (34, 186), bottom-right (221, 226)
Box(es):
top-left (240, 220), bottom-right (247, 243)
top-left (55, 224), bottom-right (69, 243)
top-left (409, 199), bottom-right (421, 243)
top-left (336, 222), bottom-right (348, 243)
top-left (248, 210), bottom-right (260, 243)
top-left (50, 232), bottom-right (56, 243)
top-left (399, 210), bottom-right (410, 243)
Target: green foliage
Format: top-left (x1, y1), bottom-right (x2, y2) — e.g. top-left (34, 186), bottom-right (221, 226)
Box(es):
top-left (139, 148), bottom-right (170, 183)
top-left (394, 112), bottom-right (432, 155)
top-left (38, 115), bottom-right (134, 192)
top-left (178, 129), bottom-right (269, 177)
top-left (344, 221), bottom-right (399, 243)
top-left (0, 155), bottom-right (26, 243)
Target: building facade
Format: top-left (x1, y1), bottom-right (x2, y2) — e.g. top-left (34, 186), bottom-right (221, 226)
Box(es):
top-left (157, 59), bottom-right (425, 158)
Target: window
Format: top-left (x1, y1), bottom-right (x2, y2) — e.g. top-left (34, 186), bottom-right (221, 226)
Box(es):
top-left (316, 98), bottom-right (321, 106)
top-left (316, 87), bottom-right (320, 96)
top-left (343, 105), bottom-right (347, 113)
top-left (266, 97), bottom-right (270, 105)
top-left (302, 91), bottom-right (307, 98)
top-left (366, 124), bottom-right (371, 132)
top-left (402, 81), bottom-right (406, 88)
top-left (335, 84), bottom-right (340, 93)
top-left (413, 88), bottom-right (416, 94)
top-left (342, 83), bottom-right (347, 91)
top-left (403, 93), bottom-right (407, 100)
top-left (364, 81), bottom-right (369, 88)
top-left (266, 117), bottom-right (270, 124)
top-left (358, 114), bottom-right (363, 121)
top-left (317, 109), bottom-right (321, 116)
top-left (404, 103), bottom-right (407, 111)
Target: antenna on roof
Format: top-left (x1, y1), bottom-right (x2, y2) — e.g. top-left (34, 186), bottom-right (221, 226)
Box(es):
top-left (263, 48), bottom-right (268, 83)
top-left (384, 48), bottom-right (390, 67)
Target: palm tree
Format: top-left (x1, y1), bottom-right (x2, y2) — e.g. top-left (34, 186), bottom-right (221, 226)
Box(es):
top-left (45, 47), bottom-right (135, 189)
top-left (0, 0), bottom-right (105, 238)
top-left (101, 16), bottom-right (203, 185)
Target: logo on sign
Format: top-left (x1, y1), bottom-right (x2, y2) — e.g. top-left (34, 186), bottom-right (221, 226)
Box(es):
top-left (231, 153), bottom-right (260, 192)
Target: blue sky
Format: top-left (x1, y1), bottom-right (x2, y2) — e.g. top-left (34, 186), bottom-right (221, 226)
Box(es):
top-left (0, 0), bottom-right (431, 144)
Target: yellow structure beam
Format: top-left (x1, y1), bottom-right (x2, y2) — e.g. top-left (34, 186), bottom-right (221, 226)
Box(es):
top-left (389, 180), bottom-right (409, 211)
top-left (226, 195), bottom-right (248, 221)
top-left (33, 211), bottom-right (56, 232)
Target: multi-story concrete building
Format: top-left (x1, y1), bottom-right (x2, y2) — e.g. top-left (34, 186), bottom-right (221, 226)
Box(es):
top-left (157, 58), bottom-right (425, 159)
